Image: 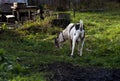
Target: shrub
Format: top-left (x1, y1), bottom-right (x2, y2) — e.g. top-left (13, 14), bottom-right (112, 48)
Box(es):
top-left (0, 49), bottom-right (6, 63)
top-left (0, 23), bottom-right (7, 33)
top-left (0, 49), bottom-right (29, 80)
top-left (18, 16), bottom-right (58, 35)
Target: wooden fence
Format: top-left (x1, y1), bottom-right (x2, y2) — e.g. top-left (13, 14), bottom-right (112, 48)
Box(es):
top-left (28, 0), bottom-right (105, 11)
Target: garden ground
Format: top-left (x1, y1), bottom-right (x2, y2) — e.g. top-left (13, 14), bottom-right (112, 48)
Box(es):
top-left (0, 9), bottom-right (120, 81)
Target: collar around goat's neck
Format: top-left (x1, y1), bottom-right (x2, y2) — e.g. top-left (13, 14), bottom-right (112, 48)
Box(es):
top-left (61, 32), bottom-right (66, 42)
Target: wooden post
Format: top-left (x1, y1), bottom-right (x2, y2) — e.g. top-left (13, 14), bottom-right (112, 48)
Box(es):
top-left (17, 11), bottom-right (20, 21)
top-left (68, 0), bottom-right (70, 9)
top-left (73, 9), bottom-right (75, 18)
top-left (28, 10), bottom-right (31, 19)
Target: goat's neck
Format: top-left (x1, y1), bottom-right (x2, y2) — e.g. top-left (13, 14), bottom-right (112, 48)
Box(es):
top-left (63, 29), bottom-right (69, 40)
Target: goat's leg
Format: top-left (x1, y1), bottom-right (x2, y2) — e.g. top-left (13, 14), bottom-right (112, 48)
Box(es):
top-left (70, 39), bottom-right (72, 50)
top-left (71, 39), bottom-right (76, 57)
top-left (76, 40), bottom-right (80, 54)
top-left (79, 38), bottom-right (85, 56)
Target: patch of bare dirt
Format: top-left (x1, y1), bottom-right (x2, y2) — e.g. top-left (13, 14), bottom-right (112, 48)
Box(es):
top-left (46, 62), bottom-right (120, 81)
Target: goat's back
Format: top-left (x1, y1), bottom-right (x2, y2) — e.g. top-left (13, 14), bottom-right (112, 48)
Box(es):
top-left (62, 23), bottom-right (74, 39)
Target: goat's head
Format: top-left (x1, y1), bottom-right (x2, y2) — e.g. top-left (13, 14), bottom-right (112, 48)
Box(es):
top-left (54, 32), bottom-right (65, 48)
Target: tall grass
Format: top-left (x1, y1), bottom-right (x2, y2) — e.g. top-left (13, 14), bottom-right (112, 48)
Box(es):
top-left (0, 10), bottom-right (120, 81)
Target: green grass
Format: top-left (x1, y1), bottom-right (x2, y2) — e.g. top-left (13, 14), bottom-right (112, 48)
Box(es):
top-left (9, 73), bottom-right (46, 81)
top-left (0, 9), bottom-right (120, 81)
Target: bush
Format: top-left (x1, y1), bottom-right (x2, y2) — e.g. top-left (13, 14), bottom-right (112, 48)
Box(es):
top-left (0, 23), bottom-right (7, 33)
top-left (0, 49), bottom-right (29, 80)
top-left (18, 16), bottom-right (59, 35)
top-left (0, 49), bottom-right (12, 80)
top-left (0, 49), bottom-right (6, 63)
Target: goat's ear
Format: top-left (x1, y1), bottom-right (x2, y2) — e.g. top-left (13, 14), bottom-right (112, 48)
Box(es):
top-left (57, 32), bottom-right (60, 37)
top-left (54, 38), bottom-right (57, 40)
top-left (54, 38), bottom-right (59, 47)
top-left (54, 38), bottom-right (57, 44)
top-left (55, 37), bottom-right (58, 42)
top-left (58, 32), bottom-right (61, 35)
top-left (54, 38), bottom-right (56, 42)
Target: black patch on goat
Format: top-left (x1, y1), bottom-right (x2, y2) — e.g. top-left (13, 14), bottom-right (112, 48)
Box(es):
top-left (75, 24), bottom-right (80, 30)
top-left (69, 25), bottom-right (75, 33)
top-left (79, 25), bottom-right (85, 31)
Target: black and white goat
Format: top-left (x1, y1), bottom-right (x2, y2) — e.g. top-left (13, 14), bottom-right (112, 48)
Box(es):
top-left (55, 20), bottom-right (85, 57)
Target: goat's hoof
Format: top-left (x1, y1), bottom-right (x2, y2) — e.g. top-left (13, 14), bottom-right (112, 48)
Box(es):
top-left (70, 55), bottom-right (73, 58)
top-left (80, 54), bottom-right (82, 56)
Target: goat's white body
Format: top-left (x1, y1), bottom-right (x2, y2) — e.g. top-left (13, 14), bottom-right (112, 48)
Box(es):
top-left (61, 20), bottom-right (85, 56)
top-left (62, 23), bottom-right (74, 40)
top-left (70, 27), bottom-right (85, 56)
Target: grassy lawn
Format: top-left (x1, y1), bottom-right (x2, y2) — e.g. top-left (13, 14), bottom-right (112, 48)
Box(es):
top-left (0, 9), bottom-right (120, 81)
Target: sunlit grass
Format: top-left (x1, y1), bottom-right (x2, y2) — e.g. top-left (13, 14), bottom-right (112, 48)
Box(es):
top-left (0, 9), bottom-right (120, 80)
top-left (10, 73), bottom-right (46, 81)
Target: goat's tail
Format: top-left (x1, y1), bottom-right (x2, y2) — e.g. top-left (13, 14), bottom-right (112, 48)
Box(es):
top-left (79, 20), bottom-right (84, 30)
